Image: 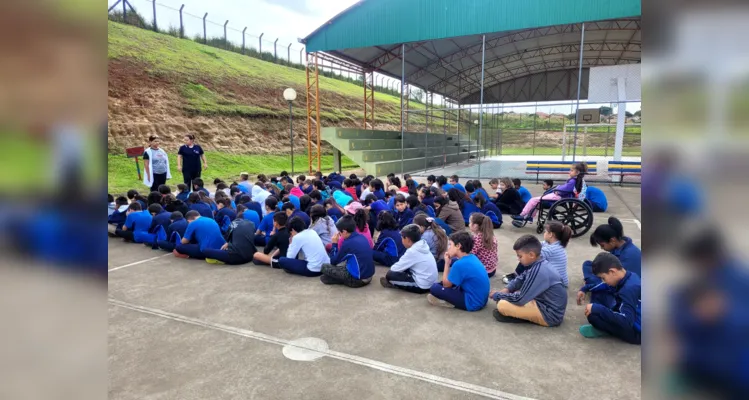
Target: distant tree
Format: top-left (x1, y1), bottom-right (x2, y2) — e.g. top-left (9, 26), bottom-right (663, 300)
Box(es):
top-left (625, 111), bottom-right (634, 118)
top-left (634, 110), bottom-right (641, 117)
top-left (599, 106), bottom-right (613, 117)
top-left (410, 88), bottom-right (424, 102)
top-left (566, 113), bottom-right (576, 120)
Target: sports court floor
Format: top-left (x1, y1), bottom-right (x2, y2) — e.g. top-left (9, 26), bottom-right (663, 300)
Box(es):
top-left (108, 184), bottom-right (641, 400)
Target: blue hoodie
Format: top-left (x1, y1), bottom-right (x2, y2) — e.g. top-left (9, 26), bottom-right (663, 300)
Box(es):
top-left (149, 210), bottom-right (172, 233)
top-left (584, 186), bottom-right (608, 212)
top-left (373, 189), bottom-right (386, 200)
top-left (591, 271), bottom-right (641, 333)
top-left (461, 200), bottom-right (481, 223)
top-left (581, 236), bottom-right (641, 293)
top-left (167, 218), bottom-right (188, 239)
top-left (189, 202), bottom-right (213, 219)
top-left (215, 207), bottom-right (237, 225)
top-left (373, 228), bottom-right (406, 258)
top-left (329, 231), bottom-right (374, 280)
top-left (480, 202), bottom-right (503, 227)
top-left (517, 186), bottom-right (532, 203)
top-left (394, 208), bottom-right (414, 229)
top-left (176, 190), bottom-right (190, 202)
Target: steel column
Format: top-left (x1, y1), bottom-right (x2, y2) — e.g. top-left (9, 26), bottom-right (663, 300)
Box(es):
top-left (572, 22), bottom-right (585, 162)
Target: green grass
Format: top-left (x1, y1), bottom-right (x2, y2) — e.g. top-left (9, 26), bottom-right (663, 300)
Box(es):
top-left (108, 152), bottom-right (358, 195)
top-left (108, 21), bottom-right (422, 123)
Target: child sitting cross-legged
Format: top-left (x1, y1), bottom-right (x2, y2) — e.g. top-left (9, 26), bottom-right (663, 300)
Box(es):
top-left (372, 211), bottom-right (406, 267)
top-left (380, 224), bottom-right (438, 294)
top-left (320, 215), bottom-right (375, 288)
top-left (468, 213), bottom-right (498, 277)
top-left (427, 231), bottom-right (490, 311)
top-left (489, 234), bottom-right (567, 326)
top-left (578, 252), bottom-right (641, 344)
top-left (275, 216), bottom-right (330, 277)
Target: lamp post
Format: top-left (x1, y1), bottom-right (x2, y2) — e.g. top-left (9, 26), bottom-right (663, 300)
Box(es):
top-left (283, 88), bottom-right (297, 174)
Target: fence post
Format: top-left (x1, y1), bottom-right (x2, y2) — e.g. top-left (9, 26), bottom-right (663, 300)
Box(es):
top-left (122, 0), bottom-right (127, 22)
top-left (223, 20), bottom-right (229, 49)
top-left (241, 27), bottom-right (247, 54)
top-left (202, 13), bottom-right (208, 43)
top-left (299, 48), bottom-right (303, 64)
top-left (274, 39), bottom-right (279, 62)
top-left (179, 5), bottom-right (185, 38)
top-left (287, 43), bottom-right (292, 63)
top-left (152, 0), bottom-right (158, 31)
top-left (259, 33), bottom-right (264, 55)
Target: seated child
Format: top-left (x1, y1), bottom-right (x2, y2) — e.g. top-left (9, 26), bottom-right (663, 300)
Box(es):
top-left (254, 197), bottom-right (278, 246)
top-left (252, 212), bottom-right (290, 266)
top-left (114, 203), bottom-right (152, 243)
top-left (340, 203), bottom-right (374, 248)
top-left (490, 235), bottom-right (567, 326)
top-left (202, 218), bottom-right (258, 265)
top-left (407, 194), bottom-right (429, 216)
top-left (468, 213), bottom-right (498, 277)
top-left (584, 186), bottom-right (608, 212)
top-left (276, 216), bottom-right (330, 277)
top-left (512, 178), bottom-right (532, 204)
top-left (542, 179), bottom-right (554, 192)
top-left (380, 224), bottom-right (438, 294)
top-left (192, 178), bottom-right (210, 196)
top-left (215, 198), bottom-right (237, 229)
top-left (446, 175), bottom-right (465, 193)
top-left (503, 221), bottom-right (571, 286)
top-left (495, 178), bottom-right (524, 216)
top-left (487, 178), bottom-right (500, 200)
top-left (393, 194), bottom-right (414, 229)
top-left (474, 193), bottom-right (502, 228)
top-left (157, 211), bottom-right (188, 252)
top-left (581, 217), bottom-right (641, 308)
top-left (108, 196), bottom-right (130, 232)
top-left (427, 231), bottom-right (490, 311)
top-left (372, 211), bottom-right (406, 267)
top-left (309, 204), bottom-right (338, 247)
top-left (320, 215), bottom-right (375, 288)
top-left (188, 192), bottom-right (213, 218)
top-left (127, 189), bottom-right (147, 209)
top-left (578, 252), bottom-right (641, 344)
top-left (237, 204), bottom-right (260, 228)
top-left (282, 202), bottom-right (311, 228)
top-left (343, 179), bottom-right (359, 201)
top-left (513, 162), bottom-right (587, 222)
top-left (177, 183), bottom-right (190, 203)
top-left (143, 203), bottom-right (172, 246)
top-left (324, 198), bottom-right (344, 221)
top-left (412, 213), bottom-right (448, 271)
top-left (108, 194), bottom-right (116, 216)
top-left (174, 210), bottom-right (226, 259)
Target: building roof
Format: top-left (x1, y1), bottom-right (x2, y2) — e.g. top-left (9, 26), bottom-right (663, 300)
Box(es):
top-left (301, 0), bottom-right (641, 104)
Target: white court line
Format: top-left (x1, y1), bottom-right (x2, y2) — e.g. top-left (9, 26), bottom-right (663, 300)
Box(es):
top-left (109, 254), bottom-right (172, 272)
top-left (110, 298), bottom-right (534, 400)
top-left (619, 218), bottom-right (641, 230)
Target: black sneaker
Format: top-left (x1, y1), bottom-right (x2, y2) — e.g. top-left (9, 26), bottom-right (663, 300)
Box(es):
top-left (320, 275), bottom-right (337, 285)
top-left (380, 277), bottom-right (394, 289)
top-left (270, 258), bottom-right (281, 269)
top-left (493, 309), bottom-right (527, 323)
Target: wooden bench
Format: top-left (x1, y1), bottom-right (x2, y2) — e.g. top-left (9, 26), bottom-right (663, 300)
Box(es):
top-left (608, 161), bottom-right (641, 185)
top-left (525, 161), bottom-right (598, 183)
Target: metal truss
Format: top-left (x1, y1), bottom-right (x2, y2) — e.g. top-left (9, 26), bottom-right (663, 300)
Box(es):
top-left (305, 52), bottom-right (321, 173)
top-left (363, 70), bottom-right (374, 129)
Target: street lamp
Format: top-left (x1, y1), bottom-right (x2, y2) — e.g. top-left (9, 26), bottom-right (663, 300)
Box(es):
top-left (283, 88), bottom-right (297, 174)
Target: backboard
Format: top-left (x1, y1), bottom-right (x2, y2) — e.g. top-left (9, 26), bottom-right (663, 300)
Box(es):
top-left (587, 65), bottom-right (641, 103)
top-left (576, 109), bottom-right (601, 124)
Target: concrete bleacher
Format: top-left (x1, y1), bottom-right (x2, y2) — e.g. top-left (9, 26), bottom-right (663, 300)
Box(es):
top-left (322, 128), bottom-right (486, 176)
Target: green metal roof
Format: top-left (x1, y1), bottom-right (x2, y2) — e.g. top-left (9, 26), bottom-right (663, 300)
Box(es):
top-left (303, 0), bottom-right (641, 52)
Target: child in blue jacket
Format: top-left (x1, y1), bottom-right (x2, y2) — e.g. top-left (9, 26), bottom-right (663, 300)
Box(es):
top-left (578, 252), bottom-right (641, 344)
top-left (580, 217), bottom-right (641, 308)
top-left (393, 194), bottom-right (414, 229)
top-left (320, 215), bottom-right (374, 288)
top-left (157, 211), bottom-right (188, 252)
top-left (372, 211), bottom-right (406, 267)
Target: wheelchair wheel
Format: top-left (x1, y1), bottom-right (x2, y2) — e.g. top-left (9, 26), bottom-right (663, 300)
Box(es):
top-left (536, 225), bottom-right (544, 234)
top-left (547, 198), bottom-right (594, 238)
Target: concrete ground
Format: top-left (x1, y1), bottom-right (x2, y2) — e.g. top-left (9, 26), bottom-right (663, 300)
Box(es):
top-left (109, 184), bottom-right (641, 400)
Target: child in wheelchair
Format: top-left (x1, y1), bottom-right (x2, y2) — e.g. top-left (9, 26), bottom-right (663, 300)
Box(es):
top-left (511, 162), bottom-right (588, 224)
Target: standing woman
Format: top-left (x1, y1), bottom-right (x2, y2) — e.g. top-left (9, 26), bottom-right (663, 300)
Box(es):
top-left (177, 134), bottom-right (207, 190)
top-left (143, 136), bottom-right (171, 192)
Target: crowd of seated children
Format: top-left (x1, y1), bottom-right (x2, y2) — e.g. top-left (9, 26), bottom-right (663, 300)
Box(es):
top-left (579, 217), bottom-right (641, 309)
top-left (490, 234), bottom-right (567, 326)
top-left (173, 210), bottom-right (226, 259)
top-left (502, 221), bottom-right (572, 286)
top-left (321, 215), bottom-right (375, 288)
top-left (281, 202), bottom-right (311, 228)
top-left (156, 211), bottom-right (188, 252)
top-left (427, 231), bottom-right (490, 311)
top-left (412, 214), bottom-right (449, 272)
top-left (468, 213), bottom-right (498, 277)
top-left (277, 216), bottom-right (330, 277)
top-left (577, 252), bottom-right (640, 344)
top-left (252, 212), bottom-right (290, 266)
top-left (494, 177), bottom-right (525, 216)
top-left (372, 211), bottom-right (406, 267)
top-left (380, 224), bottom-right (438, 294)
top-left (512, 162), bottom-right (588, 223)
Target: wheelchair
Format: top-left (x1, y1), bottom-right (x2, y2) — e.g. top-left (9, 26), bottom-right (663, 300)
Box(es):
top-left (512, 186), bottom-right (594, 238)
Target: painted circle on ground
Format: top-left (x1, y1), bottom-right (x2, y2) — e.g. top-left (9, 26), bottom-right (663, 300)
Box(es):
top-left (282, 337), bottom-right (329, 361)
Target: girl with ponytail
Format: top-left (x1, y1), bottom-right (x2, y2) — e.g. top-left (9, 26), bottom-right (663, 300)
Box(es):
top-left (413, 213), bottom-right (449, 271)
top-left (512, 162), bottom-right (588, 223)
top-left (468, 213), bottom-right (498, 277)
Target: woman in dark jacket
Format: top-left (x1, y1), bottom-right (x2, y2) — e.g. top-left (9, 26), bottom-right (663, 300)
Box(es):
top-left (495, 177), bottom-right (525, 216)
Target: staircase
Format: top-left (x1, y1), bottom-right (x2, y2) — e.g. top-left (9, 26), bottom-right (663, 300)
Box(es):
top-left (322, 128), bottom-right (487, 177)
